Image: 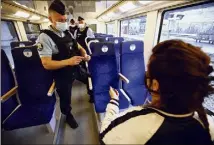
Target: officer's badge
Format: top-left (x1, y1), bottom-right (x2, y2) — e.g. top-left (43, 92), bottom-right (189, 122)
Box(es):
top-left (68, 42), bottom-right (73, 50)
top-left (37, 43), bottom-right (43, 51)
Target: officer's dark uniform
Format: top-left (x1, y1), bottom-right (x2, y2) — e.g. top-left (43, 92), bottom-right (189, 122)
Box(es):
top-left (36, 0), bottom-right (92, 129)
top-left (69, 19), bottom-right (78, 36)
top-left (40, 29), bottom-right (89, 115)
top-left (75, 16), bottom-right (95, 54)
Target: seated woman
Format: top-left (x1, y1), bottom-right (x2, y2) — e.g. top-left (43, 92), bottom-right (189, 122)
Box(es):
top-left (100, 40), bottom-right (214, 145)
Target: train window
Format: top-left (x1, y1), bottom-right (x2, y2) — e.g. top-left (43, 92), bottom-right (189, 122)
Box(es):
top-left (23, 22), bottom-right (40, 41)
top-left (1, 20), bottom-right (19, 68)
top-left (159, 2), bottom-right (214, 54)
top-left (159, 2), bottom-right (214, 114)
top-left (106, 23), bottom-right (115, 36)
top-left (120, 16), bottom-right (147, 41)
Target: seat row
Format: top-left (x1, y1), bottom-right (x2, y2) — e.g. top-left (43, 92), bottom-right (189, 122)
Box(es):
top-left (1, 42), bottom-right (56, 131)
top-left (86, 39), bottom-right (151, 113)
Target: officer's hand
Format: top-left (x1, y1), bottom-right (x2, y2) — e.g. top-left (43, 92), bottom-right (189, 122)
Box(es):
top-left (109, 86), bottom-right (119, 100)
top-left (83, 54), bottom-right (91, 62)
top-left (66, 56), bottom-right (84, 66)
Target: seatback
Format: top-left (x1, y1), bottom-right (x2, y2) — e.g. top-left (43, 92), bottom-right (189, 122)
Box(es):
top-left (121, 41), bottom-right (145, 90)
top-left (88, 42), bottom-right (119, 94)
top-left (1, 50), bottom-right (18, 122)
top-left (10, 41), bottom-right (35, 49)
top-left (100, 35), bottom-right (113, 41)
top-left (11, 45), bottom-right (54, 104)
top-left (108, 37), bottom-right (124, 71)
top-left (108, 37), bottom-right (124, 44)
top-left (86, 37), bottom-right (105, 44)
top-left (108, 37), bottom-right (124, 56)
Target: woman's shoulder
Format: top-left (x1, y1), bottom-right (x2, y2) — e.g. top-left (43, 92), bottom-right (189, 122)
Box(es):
top-left (100, 106), bottom-right (165, 144)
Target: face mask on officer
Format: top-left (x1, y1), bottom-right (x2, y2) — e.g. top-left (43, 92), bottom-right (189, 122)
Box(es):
top-left (56, 21), bottom-right (68, 32)
top-left (78, 16), bottom-right (85, 29)
top-left (78, 23), bottom-right (85, 29)
top-left (70, 24), bottom-right (76, 27)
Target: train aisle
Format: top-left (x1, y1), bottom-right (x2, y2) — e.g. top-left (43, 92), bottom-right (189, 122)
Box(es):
top-left (57, 80), bottom-right (99, 144)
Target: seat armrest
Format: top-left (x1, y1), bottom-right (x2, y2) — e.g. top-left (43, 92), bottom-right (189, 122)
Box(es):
top-left (1, 86), bottom-right (18, 102)
top-left (118, 73), bottom-right (129, 84)
top-left (48, 81), bottom-right (55, 96)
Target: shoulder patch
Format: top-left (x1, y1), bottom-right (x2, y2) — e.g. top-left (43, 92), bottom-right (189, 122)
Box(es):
top-left (37, 43), bottom-right (43, 51)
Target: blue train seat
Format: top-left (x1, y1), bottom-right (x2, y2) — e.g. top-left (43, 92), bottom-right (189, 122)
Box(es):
top-left (85, 37), bottom-right (106, 54)
top-left (100, 35), bottom-right (113, 41)
top-left (2, 45), bottom-right (56, 130)
top-left (88, 42), bottom-right (129, 112)
top-left (86, 37), bottom-right (105, 44)
top-left (1, 49), bottom-right (20, 127)
top-left (108, 37), bottom-right (124, 71)
top-left (120, 41), bottom-right (149, 106)
top-left (10, 41), bottom-right (35, 49)
top-left (108, 37), bottom-right (124, 44)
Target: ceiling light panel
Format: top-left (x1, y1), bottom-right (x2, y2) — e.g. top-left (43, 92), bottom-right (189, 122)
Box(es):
top-left (14, 11), bottom-right (30, 18)
top-left (119, 2), bottom-right (136, 12)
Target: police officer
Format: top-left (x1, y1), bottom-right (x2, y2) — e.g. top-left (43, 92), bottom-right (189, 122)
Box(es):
top-left (36, 0), bottom-right (91, 129)
top-left (74, 16), bottom-right (95, 54)
top-left (69, 19), bottom-right (78, 36)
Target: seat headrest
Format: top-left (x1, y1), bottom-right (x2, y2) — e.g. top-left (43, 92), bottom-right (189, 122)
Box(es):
top-left (12, 45), bottom-right (40, 60)
top-left (10, 41), bottom-right (35, 49)
top-left (108, 37), bottom-right (124, 44)
top-left (90, 42), bottom-right (115, 56)
top-left (121, 41), bottom-right (144, 54)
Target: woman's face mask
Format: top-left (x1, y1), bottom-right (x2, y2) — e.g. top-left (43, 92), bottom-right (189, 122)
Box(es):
top-left (56, 22), bottom-right (68, 32)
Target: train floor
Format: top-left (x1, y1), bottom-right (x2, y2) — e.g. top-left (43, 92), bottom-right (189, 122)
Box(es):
top-left (2, 81), bottom-right (99, 144)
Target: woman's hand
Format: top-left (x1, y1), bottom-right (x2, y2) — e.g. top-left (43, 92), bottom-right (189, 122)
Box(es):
top-left (109, 87), bottom-right (119, 100)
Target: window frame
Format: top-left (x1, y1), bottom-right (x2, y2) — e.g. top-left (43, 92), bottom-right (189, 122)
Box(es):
top-left (157, 1), bottom-right (214, 43)
top-left (23, 22), bottom-right (41, 34)
top-left (106, 22), bottom-right (115, 35)
top-left (119, 15), bottom-right (147, 38)
top-left (1, 19), bottom-right (20, 41)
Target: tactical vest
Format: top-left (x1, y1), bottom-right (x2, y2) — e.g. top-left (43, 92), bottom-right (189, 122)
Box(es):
top-left (76, 27), bottom-right (89, 54)
top-left (41, 29), bottom-right (80, 82)
top-left (69, 25), bottom-right (78, 36)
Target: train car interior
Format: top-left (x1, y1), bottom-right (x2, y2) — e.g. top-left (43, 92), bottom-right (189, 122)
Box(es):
top-left (1, 0), bottom-right (214, 144)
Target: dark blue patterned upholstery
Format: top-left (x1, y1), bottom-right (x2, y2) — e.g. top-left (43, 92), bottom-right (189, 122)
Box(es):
top-left (3, 99), bottom-right (55, 130)
top-left (121, 41), bottom-right (148, 106)
top-left (88, 42), bottom-right (129, 112)
top-left (11, 46), bottom-right (55, 104)
top-left (2, 45), bottom-right (56, 130)
top-left (86, 37), bottom-right (106, 43)
top-left (10, 41), bottom-right (35, 49)
top-left (108, 37), bottom-right (124, 71)
top-left (108, 37), bottom-right (124, 56)
top-left (1, 50), bottom-right (18, 123)
top-left (100, 35), bottom-right (114, 41)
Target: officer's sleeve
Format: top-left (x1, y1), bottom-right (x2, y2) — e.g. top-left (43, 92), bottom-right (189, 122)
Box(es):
top-left (74, 30), bottom-right (77, 39)
top-left (87, 28), bottom-right (95, 38)
top-left (36, 33), bottom-right (53, 57)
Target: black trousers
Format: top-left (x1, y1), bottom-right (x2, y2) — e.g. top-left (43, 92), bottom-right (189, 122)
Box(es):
top-left (55, 67), bottom-right (93, 115)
